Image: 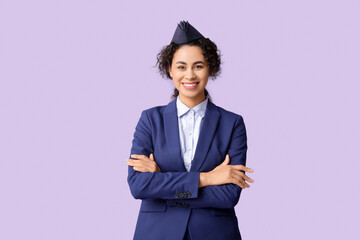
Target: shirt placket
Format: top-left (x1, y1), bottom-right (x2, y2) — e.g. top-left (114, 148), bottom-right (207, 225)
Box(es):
top-left (185, 109), bottom-right (194, 171)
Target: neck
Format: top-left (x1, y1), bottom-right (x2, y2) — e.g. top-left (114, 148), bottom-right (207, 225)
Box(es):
top-left (178, 93), bottom-right (206, 108)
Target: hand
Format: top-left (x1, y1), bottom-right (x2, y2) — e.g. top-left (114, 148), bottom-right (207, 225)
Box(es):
top-left (127, 154), bottom-right (161, 173)
top-left (199, 154), bottom-right (254, 189)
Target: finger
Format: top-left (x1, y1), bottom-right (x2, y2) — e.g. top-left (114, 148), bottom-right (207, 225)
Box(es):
top-left (129, 159), bottom-right (157, 172)
top-left (231, 169), bottom-right (245, 178)
top-left (127, 160), bottom-right (143, 167)
top-left (231, 165), bottom-right (254, 173)
top-left (240, 179), bottom-right (250, 188)
top-left (149, 153), bottom-right (155, 161)
top-left (130, 154), bottom-right (146, 160)
top-left (127, 161), bottom-right (135, 166)
top-left (221, 154), bottom-right (230, 165)
top-left (134, 165), bottom-right (157, 173)
top-left (231, 172), bottom-right (250, 188)
top-left (232, 171), bottom-right (250, 187)
top-left (127, 159), bottom-right (141, 164)
top-left (134, 154), bottom-right (153, 163)
top-left (127, 159), bottom-right (148, 166)
top-left (232, 178), bottom-right (247, 189)
top-left (243, 174), bottom-right (255, 183)
top-left (126, 159), bottom-right (134, 164)
top-left (243, 180), bottom-right (250, 188)
top-left (228, 172), bottom-right (244, 188)
top-left (133, 166), bottom-right (148, 172)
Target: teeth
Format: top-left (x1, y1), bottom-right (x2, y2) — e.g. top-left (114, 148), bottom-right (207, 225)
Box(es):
top-left (184, 83), bottom-right (196, 86)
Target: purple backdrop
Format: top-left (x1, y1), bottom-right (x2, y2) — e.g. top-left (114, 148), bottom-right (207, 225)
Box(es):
top-left (1, 0), bottom-right (359, 239)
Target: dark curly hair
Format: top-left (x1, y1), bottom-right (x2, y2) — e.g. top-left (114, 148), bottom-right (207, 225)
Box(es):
top-left (156, 38), bottom-right (221, 100)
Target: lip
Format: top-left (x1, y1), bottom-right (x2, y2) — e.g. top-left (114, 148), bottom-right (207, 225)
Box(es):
top-left (182, 82), bottom-right (199, 90)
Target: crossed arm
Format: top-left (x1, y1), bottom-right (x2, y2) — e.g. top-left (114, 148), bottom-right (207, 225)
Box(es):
top-left (126, 110), bottom-right (254, 209)
top-left (127, 153), bottom-right (254, 189)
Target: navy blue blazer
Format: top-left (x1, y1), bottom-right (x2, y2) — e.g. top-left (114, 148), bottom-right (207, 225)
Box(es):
top-left (128, 98), bottom-right (247, 240)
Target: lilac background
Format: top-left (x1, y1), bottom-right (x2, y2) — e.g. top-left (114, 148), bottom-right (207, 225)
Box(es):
top-left (1, 0), bottom-right (359, 239)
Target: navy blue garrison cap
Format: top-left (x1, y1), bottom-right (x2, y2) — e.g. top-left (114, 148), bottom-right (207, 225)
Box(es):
top-left (171, 21), bottom-right (205, 44)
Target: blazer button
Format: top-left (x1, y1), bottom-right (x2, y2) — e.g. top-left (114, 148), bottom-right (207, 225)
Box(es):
top-left (179, 193), bottom-right (185, 198)
top-left (175, 193), bottom-right (179, 198)
top-left (186, 192), bottom-right (191, 197)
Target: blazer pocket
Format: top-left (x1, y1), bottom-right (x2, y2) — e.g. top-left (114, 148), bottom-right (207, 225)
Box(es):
top-left (140, 199), bottom-right (167, 213)
top-left (211, 208), bottom-right (235, 216)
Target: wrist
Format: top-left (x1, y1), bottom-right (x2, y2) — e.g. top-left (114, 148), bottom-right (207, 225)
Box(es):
top-left (199, 172), bottom-right (211, 188)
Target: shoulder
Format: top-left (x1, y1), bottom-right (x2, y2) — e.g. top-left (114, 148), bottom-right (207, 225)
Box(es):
top-left (140, 104), bottom-right (167, 117)
top-left (211, 101), bottom-right (245, 123)
top-left (137, 102), bottom-right (171, 125)
top-left (212, 103), bottom-right (247, 137)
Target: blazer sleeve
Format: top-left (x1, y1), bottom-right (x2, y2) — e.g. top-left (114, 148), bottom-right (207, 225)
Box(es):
top-left (168, 115), bottom-right (248, 209)
top-left (127, 110), bottom-right (200, 200)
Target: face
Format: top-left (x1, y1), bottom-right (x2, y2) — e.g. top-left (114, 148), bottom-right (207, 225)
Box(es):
top-left (169, 45), bottom-right (210, 105)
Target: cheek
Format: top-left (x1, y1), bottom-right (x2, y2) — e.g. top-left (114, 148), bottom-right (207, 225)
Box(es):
top-left (172, 78), bottom-right (180, 88)
top-left (171, 71), bottom-right (183, 80)
top-left (200, 81), bottom-right (208, 88)
top-left (199, 72), bottom-right (209, 83)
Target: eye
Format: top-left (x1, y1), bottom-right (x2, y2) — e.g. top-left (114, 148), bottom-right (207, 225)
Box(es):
top-left (194, 65), bottom-right (204, 69)
top-left (177, 66), bottom-right (186, 70)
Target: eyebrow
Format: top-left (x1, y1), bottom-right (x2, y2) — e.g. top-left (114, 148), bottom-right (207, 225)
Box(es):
top-left (175, 61), bottom-right (205, 65)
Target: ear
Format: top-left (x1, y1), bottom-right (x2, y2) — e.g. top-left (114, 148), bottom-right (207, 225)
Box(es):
top-left (168, 66), bottom-right (173, 78)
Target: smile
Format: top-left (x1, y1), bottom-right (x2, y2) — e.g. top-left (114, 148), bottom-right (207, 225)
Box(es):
top-left (182, 82), bottom-right (199, 90)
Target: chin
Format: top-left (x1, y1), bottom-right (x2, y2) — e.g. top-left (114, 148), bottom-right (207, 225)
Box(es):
top-left (180, 91), bottom-right (203, 99)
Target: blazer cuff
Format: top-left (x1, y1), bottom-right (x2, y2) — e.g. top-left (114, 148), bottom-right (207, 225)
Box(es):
top-left (172, 171), bottom-right (199, 200)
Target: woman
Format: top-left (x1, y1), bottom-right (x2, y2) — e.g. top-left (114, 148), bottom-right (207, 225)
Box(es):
top-left (126, 21), bottom-right (254, 240)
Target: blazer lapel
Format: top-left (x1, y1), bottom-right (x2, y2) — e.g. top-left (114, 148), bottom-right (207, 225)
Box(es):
top-left (163, 99), bottom-right (187, 172)
top-left (163, 98), bottom-right (220, 173)
top-left (190, 100), bottom-right (220, 172)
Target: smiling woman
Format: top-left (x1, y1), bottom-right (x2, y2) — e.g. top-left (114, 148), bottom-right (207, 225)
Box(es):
top-left (169, 45), bottom-right (209, 108)
top-left (157, 27), bottom-right (221, 104)
top-left (126, 21), bottom-right (254, 240)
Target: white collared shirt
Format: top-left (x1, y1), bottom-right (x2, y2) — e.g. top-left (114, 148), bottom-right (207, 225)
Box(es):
top-left (176, 96), bottom-right (208, 171)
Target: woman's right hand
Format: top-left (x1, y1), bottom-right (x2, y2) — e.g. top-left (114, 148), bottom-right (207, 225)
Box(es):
top-left (199, 154), bottom-right (254, 189)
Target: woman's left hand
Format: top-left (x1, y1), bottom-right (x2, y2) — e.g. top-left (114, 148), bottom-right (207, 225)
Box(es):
top-left (127, 153), bottom-right (161, 173)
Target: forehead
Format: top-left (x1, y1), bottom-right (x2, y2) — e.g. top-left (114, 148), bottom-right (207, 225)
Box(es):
top-left (172, 45), bottom-right (205, 62)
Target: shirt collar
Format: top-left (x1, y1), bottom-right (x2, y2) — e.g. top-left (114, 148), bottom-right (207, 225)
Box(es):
top-left (176, 96), bottom-right (208, 118)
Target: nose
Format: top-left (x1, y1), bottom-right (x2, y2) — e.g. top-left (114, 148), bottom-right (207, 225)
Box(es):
top-left (185, 68), bottom-right (195, 79)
